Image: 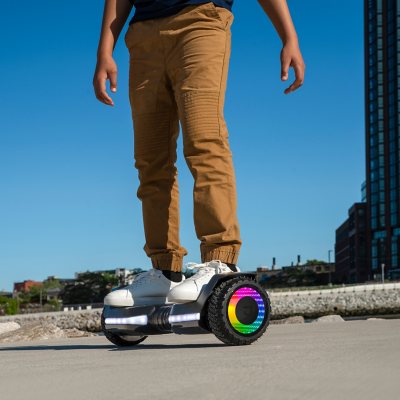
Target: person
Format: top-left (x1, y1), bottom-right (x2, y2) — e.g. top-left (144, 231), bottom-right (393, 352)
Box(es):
top-left (93, 0), bottom-right (305, 306)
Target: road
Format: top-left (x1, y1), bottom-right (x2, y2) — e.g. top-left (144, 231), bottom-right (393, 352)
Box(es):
top-left (1, 320), bottom-right (399, 400)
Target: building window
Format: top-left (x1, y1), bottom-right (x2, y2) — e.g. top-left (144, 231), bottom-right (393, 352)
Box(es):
top-left (373, 230), bottom-right (387, 239)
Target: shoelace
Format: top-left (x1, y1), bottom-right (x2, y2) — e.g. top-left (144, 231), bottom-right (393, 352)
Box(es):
top-left (185, 259), bottom-right (228, 276)
top-left (130, 268), bottom-right (159, 286)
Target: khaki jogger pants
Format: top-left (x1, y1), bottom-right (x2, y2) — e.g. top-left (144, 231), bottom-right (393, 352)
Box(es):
top-left (124, 2), bottom-right (242, 272)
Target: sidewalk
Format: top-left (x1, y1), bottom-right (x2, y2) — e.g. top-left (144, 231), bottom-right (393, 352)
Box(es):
top-left (1, 319), bottom-right (399, 400)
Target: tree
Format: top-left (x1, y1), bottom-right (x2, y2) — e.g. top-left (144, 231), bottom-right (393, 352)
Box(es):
top-left (26, 285), bottom-right (44, 303)
top-left (0, 297), bottom-right (19, 315)
top-left (60, 271), bottom-right (119, 304)
top-left (43, 278), bottom-right (62, 290)
top-left (305, 259), bottom-right (327, 266)
top-left (261, 266), bottom-right (325, 288)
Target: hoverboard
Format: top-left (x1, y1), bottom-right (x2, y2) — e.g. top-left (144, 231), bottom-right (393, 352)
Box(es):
top-left (102, 273), bottom-right (271, 346)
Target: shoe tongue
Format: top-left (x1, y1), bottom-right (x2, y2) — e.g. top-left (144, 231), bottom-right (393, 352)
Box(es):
top-left (208, 260), bottom-right (220, 266)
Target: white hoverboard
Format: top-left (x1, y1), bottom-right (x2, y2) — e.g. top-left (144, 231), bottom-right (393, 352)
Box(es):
top-left (102, 272), bottom-right (271, 346)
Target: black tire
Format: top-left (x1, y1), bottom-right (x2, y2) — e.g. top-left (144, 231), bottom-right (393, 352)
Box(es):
top-left (101, 309), bottom-right (147, 347)
top-left (207, 276), bottom-right (271, 346)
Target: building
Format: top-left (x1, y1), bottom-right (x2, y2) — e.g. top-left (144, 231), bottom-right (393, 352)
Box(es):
top-left (335, 217), bottom-right (351, 282)
top-left (336, 1), bottom-right (400, 283)
top-left (256, 267), bottom-right (281, 284)
top-left (46, 287), bottom-right (62, 302)
top-left (256, 261), bottom-right (336, 287)
top-left (364, 0), bottom-right (400, 280)
top-left (13, 280), bottom-right (43, 293)
top-left (302, 262), bottom-right (335, 275)
top-left (335, 203), bottom-right (368, 283)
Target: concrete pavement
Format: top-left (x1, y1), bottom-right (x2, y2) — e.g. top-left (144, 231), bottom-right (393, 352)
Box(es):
top-left (1, 319), bottom-right (399, 400)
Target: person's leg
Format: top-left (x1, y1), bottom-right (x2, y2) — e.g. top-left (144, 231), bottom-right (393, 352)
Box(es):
top-left (124, 19), bottom-right (188, 273)
top-left (161, 3), bottom-right (242, 266)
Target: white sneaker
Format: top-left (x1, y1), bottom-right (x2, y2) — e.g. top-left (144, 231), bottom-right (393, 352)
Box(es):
top-left (167, 260), bottom-right (239, 303)
top-left (104, 268), bottom-right (185, 307)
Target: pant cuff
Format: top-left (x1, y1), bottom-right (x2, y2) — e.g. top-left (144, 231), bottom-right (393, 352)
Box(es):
top-left (151, 254), bottom-right (183, 272)
top-left (201, 248), bottom-right (240, 265)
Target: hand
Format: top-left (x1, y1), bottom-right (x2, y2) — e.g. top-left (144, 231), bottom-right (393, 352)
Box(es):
top-left (93, 56), bottom-right (118, 106)
top-left (280, 40), bottom-right (305, 94)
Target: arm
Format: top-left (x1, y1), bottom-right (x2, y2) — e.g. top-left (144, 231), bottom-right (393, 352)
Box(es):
top-left (93, 0), bottom-right (133, 106)
top-left (258, 0), bottom-right (305, 94)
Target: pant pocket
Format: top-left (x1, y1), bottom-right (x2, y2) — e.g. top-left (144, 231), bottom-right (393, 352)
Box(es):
top-left (206, 2), bottom-right (234, 30)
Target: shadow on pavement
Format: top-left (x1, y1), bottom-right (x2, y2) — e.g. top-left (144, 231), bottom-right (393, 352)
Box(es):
top-left (0, 343), bottom-right (226, 351)
top-left (0, 344), bottom-right (116, 351)
top-left (109, 343), bottom-right (227, 351)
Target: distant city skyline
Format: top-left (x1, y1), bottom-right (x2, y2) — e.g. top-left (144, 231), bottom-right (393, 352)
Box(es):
top-left (0, 1), bottom-right (364, 291)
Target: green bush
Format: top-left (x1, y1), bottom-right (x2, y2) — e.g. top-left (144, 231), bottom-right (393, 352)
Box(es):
top-left (0, 297), bottom-right (19, 315)
top-left (46, 299), bottom-right (62, 311)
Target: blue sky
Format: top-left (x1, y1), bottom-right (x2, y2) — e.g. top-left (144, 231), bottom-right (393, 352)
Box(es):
top-left (0, 1), bottom-right (364, 291)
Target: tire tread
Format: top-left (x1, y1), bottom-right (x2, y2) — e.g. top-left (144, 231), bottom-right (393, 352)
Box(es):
top-left (207, 276), bottom-right (271, 346)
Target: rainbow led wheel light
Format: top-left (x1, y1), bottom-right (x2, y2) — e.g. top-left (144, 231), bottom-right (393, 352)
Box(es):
top-left (227, 286), bottom-right (265, 335)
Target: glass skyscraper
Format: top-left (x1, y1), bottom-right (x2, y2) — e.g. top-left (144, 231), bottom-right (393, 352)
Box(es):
top-left (365, 0), bottom-right (400, 279)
